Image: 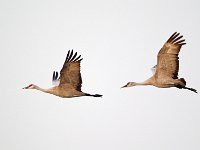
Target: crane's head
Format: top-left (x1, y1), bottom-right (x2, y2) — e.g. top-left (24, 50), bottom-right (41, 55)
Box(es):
top-left (23, 84), bottom-right (36, 89)
top-left (121, 82), bottom-right (136, 88)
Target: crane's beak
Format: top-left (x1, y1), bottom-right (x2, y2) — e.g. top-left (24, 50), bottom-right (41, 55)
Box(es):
top-left (121, 85), bottom-right (127, 88)
top-left (22, 86), bottom-right (28, 89)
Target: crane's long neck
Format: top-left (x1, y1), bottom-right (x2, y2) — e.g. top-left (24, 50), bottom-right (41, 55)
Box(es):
top-left (34, 85), bottom-right (53, 94)
top-left (135, 81), bottom-right (151, 86)
top-left (134, 78), bottom-right (153, 86)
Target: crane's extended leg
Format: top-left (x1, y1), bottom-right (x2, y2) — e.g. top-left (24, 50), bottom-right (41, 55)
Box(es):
top-left (85, 93), bottom-right (103, 97)
top-left (182, 87), bottom-right (198, 93)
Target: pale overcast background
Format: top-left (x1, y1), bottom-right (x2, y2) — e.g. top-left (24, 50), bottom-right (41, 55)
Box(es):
top-left (0, 0), bottom-right (200, 150)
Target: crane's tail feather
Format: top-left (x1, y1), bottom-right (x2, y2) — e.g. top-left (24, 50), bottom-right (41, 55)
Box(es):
top-left (85, 93), bottom-right (103, 97)
top-left (182, 87), bottom-right (198, 93)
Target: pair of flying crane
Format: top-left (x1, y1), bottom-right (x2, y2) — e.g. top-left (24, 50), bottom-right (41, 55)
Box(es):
top-left (23, 32), bottom-right (198, 98)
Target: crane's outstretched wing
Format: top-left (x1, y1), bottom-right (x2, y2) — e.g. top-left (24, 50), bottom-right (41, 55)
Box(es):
top-left (155, 32), bottom-right (186, 79)
top-left (59, 50), bottom-right (83, 91)
top-left (52, 71), bottom-right (60, 85)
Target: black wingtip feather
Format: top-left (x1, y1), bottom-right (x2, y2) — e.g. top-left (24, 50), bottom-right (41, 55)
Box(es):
top-left (69, 52), bottom-right (77, 61)
top-left (167, 32), bottom-right (178, 42)
top-left (68, 50), bottom-right (74, 61)
top-left (175, 39), bottom-right (185, 45)
top-left (53, 71), bottom-right (55, 81)
top-left (65, 50), bottom-right (83, 63)
top-left (170, 32), bottom-right (180, 42)
top-left (55, 71), bottom-right (58, 80)
top-left (172, 35), bottom-right (183, 43)
top-left (167, 32), bottom-right (186, 46)
top-left (66, 50), bottom-right (70, 61)
top-left (53, 71), bottom-right (59, 81)
top-left (73, 55), bottom-right (82, 62)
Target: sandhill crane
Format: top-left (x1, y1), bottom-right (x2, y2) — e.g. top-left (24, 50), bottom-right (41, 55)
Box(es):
top-left (23, 50), bottom-right (103, 98)
top-left (122, 32), bottom-right (197, 93)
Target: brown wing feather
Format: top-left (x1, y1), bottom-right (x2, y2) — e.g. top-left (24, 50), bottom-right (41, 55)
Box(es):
top-left (59, 50), bottom-right (83, 91)
top-left (155, 32), bottom-right (186, 79)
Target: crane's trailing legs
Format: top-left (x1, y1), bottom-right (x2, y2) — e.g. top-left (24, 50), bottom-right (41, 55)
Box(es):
top-left (85, 93), bottom-right (102, 97)
top-left (174, 78), bottom-right (197, 93)
top-left (181, 87), bottom-right (197, 93)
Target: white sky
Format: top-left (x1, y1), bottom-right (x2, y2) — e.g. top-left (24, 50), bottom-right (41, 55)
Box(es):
top-left (0, 0), bottom-right (200, 150)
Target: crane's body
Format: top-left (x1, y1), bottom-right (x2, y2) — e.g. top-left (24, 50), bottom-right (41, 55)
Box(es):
top-left (122, 32), bottom-right (197, 93)
top-left (23, 50), bottom-right (102, 98)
